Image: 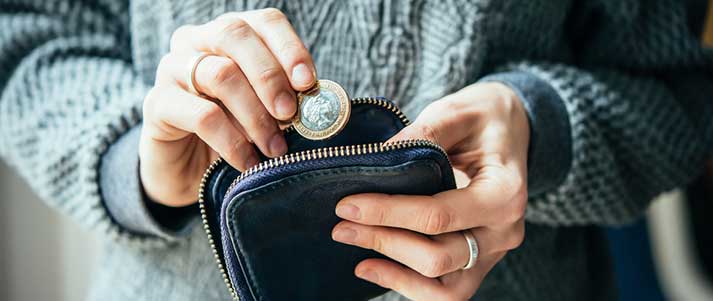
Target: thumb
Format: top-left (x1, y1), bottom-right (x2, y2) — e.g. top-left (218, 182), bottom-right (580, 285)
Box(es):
top-left (385, 120), bottom-right (433, 144)
top-left (386, 100), bottom-right (473, 151)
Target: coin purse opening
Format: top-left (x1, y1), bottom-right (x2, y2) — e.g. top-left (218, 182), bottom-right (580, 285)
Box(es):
top-left (198, 97), bottom-right (456, 301)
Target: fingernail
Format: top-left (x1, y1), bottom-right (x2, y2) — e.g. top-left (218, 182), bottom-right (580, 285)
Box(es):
top-left (269, 134), bottom-right (287, 156)
top-left (356, 269), bottom-right (379, 283)
top-left (244, 155), bottom-right (260, 169)
top-left (292, 63), bottom-right (315, 88)
top-left (275, 92), bottom-right (296, 119)
top-left (332, 227), bottom-right (357, 243)
top-left (335, 203), bottom-right (361, 220)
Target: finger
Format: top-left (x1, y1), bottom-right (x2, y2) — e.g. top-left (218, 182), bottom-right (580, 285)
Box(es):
top-left (354, 258), bottom-right (446, 301)
top-left (438, 251), bottom-right (507, 299)
top-left (470, 219), bottom-right (526, 256)
top-left (386, 98), bottom-right (477, 150)
top-left (163, 52), bottom-right (287, 157)
top-left (238, 9), bottom-right (316, 90)
top-left (215, 99), bottom-right (256, 150)
top-left (336, 173), bottom-right (527, 234)
top-left (143, 86), bottom-right (259, 170)
top-left (356, 253), bottom-right (505, 301)
top-left (172, 18), bottom-right (297, 120)
top-left (332, 221), bottom-right (470, 278)
top-left (194, 55), bottom-right (287, 157)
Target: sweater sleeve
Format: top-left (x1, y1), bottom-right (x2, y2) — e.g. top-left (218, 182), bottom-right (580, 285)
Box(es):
top-left (0, 0), bottom-right (183, 247)
top-left (491, 0), bottom-right (713, 226)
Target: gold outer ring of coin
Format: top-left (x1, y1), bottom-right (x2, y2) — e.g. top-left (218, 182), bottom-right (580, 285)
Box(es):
top-left (291, 79), bottom-right (351, 140)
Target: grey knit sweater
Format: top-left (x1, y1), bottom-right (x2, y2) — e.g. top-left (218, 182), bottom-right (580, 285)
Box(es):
top-left (1, 0), bottom-right (712, 300)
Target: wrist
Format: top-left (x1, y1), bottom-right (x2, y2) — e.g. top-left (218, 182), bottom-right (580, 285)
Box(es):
top-left (138, 157), bottom-right (200, 233)
top-left (101, 124), bottom-right (197, 238)
top-left (138, 136), bottom-right (200, 207)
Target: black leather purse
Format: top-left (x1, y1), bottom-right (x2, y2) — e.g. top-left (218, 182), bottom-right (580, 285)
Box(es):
top-left (198, 96), bottom-right (455, 301)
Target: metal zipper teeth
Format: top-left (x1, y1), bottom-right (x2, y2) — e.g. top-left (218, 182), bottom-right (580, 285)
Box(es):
top-left (197, 159), bottom-right (239, 301)
top-left (282, 97), bottom-right (411, 134)
top-left (198, 97), bottom-right (415, 300)
top-left (198, 139), bottom-right (446, 301)
top-left (224, 139), bottom-right (446, 198)
top-left (351, 97), bottom-right (411, 126)
top-left (235, 96), bottom-right (411, 194)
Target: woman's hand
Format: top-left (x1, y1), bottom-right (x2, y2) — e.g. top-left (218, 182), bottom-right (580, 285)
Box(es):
top-left (140, 8), bottom-right (315, 206)
top-left (332, 82), bottom-right (530, 301)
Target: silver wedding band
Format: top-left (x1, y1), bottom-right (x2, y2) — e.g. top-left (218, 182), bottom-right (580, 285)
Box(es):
top-left (462, 230), bottom-right (479, 270)
top-left (186, 52), bottom-right (211, 95)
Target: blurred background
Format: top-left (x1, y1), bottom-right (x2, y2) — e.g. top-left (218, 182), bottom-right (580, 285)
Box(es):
top-left (1, 160), bottom-right (712, 300)
top-left (1, 162), bottom-right (99, 300)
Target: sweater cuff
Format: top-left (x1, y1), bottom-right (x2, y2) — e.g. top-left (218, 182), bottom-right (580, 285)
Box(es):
top-left (479, 71), bottom-right (572, 196)
top-left (99, 124), bottom-right (197, 239)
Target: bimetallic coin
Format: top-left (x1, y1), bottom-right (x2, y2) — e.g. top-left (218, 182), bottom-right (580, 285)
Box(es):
top-left (292, 79), bottom-right (350, 140)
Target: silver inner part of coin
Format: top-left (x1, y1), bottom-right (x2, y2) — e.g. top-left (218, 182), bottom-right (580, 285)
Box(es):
top-left (299, 89), bottom-right (340, 131)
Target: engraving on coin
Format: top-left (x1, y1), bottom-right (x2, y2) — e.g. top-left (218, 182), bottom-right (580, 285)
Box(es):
top-left (292, 79), bottom-right (350, 140)
top-left (300, 89), bottom-right (340, 131)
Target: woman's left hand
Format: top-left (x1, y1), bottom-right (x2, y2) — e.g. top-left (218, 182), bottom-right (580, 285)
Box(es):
top-left (332, 82), bottom-right (530, 301)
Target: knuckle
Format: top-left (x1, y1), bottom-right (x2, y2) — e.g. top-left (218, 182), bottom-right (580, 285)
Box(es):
top-left (169, 25), bottom-right (192, 51)
top-left (224, 137), bottom-right (250, 165)
top-left (220, 18), bottom-right (253, 42)
top-left (366, 200), bottom-right (389, 226)
top-left (508, 173), bottom-right (526, 199)
top-left (491, 170), bottom-right (514, 196)
top-left (488, 169), bottom-right (527, 225)
top-left (209, 60), bottom-right (240, 92)
top-left (502, 187), bottom-right (527, 224)
top-left (157, 53), bottom-right (172, 72)
top-left (259, 8), bottom-right (287, 23)
top-left (142, 87), bottom-right (161, 119)
top-left (246, 110), bottom-right (276, 133)
top-left (369, 231), bottom-right (386, 253)
top-left (419, 205), bottom-right (451, 235)
top-left (415, 122), bottom-right (439, 143)
top-left (257, 66), bottom-right (283, 85)
top-left (194, 103), bottom-right (224, 132)
top-left (438, 98), bottom-right (461, 113)
top-left (154, 54), bottom-right (174, 84)
top-left (501, 169), bottom-right (524, 198)
top-left (421, 251), bottom-right (453, 278)
top-left (216, 12), bottom-right (239, 21)
top-left (428, 98), bottom-right (459, 117)
top-left (504, 226), bottom-right (525, 250)
top-left (277, 40), bottom-right (305, 61)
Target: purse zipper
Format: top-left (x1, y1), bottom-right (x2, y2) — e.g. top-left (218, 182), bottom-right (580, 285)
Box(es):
top-left (197, 159), bottom-right (238, 299)
top-left (197, 97), bottom-right (433, 301)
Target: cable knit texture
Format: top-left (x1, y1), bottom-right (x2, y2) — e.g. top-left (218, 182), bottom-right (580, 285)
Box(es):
top-left (1, 0), bottom-right (711, 300)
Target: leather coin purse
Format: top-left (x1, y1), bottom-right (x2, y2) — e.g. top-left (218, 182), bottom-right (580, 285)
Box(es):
top-left (198, 97), bottom-right (456, 301)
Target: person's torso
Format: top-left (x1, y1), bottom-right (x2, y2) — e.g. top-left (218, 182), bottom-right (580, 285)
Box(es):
top-left (129, 0), bottom-right (571, 119)
top-left (109, 2), bottom-right (611, 301)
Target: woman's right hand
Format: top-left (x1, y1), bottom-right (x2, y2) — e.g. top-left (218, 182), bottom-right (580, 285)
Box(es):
top-left (139, 8), bottom-right (316, 207)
